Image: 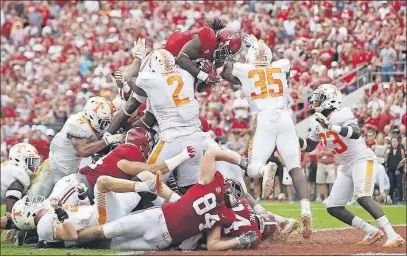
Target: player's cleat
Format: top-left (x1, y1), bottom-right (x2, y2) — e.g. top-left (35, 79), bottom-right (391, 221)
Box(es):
top-left (280, 218), bottom-right (299, 240)
top-left (382, 234), bottom-right (406, 248)
top-left (356, 230), bottom-right (384, 245)
top-left (155, 170), bottom-right (163, 194)
top-left (300, 211), bottom-right (312, 239)
top-left (261, 162), bottom-right (278, 199)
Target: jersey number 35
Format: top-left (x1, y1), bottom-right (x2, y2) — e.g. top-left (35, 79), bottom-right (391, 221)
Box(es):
top-left (249, 68), bottom-right (283, 99)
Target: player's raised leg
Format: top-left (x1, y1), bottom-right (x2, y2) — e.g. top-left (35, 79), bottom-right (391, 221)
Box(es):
top-left (246, 114), bottom-right (278, 198)
top-left (276, 112), bottom-right (312, 239)
top-left (326, 169), bottom-right (384, 245)
top-left (352, 161), bottom-right (405, 248)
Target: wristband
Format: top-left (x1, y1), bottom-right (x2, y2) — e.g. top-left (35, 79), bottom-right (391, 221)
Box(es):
top-left (300, 138), bottom-right (308, 151)
top-left (197, 70), bottom-right (209, 82)
top-left (331, 125), bottom-right (341, 133)
top-left (6, 190), bottom-right (22, 200)
top-left (122, 83), bottom-right (131, 93)
top-left (345, 126), bottom-right (353, 138)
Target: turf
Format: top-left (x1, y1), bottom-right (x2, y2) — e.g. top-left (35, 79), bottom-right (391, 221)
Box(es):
top-left (1, 202), bottom-right (406, 256)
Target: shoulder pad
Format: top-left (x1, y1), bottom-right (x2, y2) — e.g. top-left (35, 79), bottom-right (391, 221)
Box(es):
top-left (11, 166), bottom-right (31, 191)
top-left (272, 58), bottom-right (291, 73)
top-left (330, 107), bottom-right (356, 126)
top-left (66, 121), bottom-right (88, 138)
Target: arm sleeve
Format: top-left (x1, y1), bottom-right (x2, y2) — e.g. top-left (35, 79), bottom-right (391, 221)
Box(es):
top-left (66, 123), bottom-right (87, 138)
top-left (11, 167), bottom-right (31, 191)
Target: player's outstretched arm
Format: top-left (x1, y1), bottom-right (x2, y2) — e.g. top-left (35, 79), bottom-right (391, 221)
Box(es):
top-left (125, 38), bottom-right (147, 81)
top-left (107, 96), bottom-right (142, 134)
top-left (199, 149), bottom-right (244, 185)
top-left (298, 137), bottom-right (319, 152)
top-left (117, 146), bottom-right (196, 176)
top-left (69, 134), bottom-right (123, 158)
top-left (206, 226), bottom-right (258, 250)
top-left (54, 222), bottom-right (78, 241)
top-left (221, 61), bottom-right (241, 85)
top-left (96, 175), bottom-right (155, 194)
top-left (132, 111), bottom-right (157, 130)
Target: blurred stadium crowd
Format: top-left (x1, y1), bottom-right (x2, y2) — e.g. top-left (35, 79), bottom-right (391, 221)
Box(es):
top-left (1, 1), bottom-right (406, 202)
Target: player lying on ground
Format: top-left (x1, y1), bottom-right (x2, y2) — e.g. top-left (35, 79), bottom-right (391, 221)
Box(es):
top-left (76, 149), bottom-right (254, 251)
top-left (46, 127), bottom-right (195, 206)
top-left (299, 84), bottom-right (405, 248)
top-left (27, 97), bottom-right (123, 200)
top-left (1, 143), bottom-right (41, 230)
top-left (221, 39), bottom-right (312, 239)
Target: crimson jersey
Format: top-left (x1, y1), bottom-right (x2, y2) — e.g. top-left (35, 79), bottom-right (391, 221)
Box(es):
top-left (79, 144), bottom-right (144, 190)
top-left (162, 172), bottom-right (236, 244)
top-left (222, 199), bottom-right (262, 248)
top-left (163, 26), bottom-right (217, 61)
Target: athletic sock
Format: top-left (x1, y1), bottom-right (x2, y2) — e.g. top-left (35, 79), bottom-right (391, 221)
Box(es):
top-left (351, 216), bottom-right (377, 234)
top-left (273, 213), bottom-right (289, 223)
top-left (376, 216), bottom-right (397, 237)
top-left (169, 192), bottom-right (181, 202)
top-left (300, 199), bottom-right (311, 215)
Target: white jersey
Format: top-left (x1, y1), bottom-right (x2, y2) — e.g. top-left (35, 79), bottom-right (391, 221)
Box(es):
top-left (0, 161), bottom-right (30, 204)
top-left (49, 112), bottom-right (99, 174)
top-left (37, 204), bottom-right (98, 244)
top-left (136, 68), bottom-right (201, 141)
top-left (232, 59), bottom-right (291, 115)
top-left (309, 107), bottom-right (376, 170)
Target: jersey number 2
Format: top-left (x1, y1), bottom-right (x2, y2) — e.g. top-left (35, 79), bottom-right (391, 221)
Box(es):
top-left (193, 193), bottom-right (220, 231)
top-left (319, 131), bottom-right (348, 154)
top-left (167, 75), bottom-right (190, 107)
top-left (248, 68), bottom-right (283, 99)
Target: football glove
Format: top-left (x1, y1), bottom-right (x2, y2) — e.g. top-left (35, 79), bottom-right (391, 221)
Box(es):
top-left (236, 230), bottom-right (258, 249)
top-left (132, 38), bottom-right (147, 60)
top-left (314, 112), bottom-right (332, 130)
top-left (244, 34), bottom-right (258, 48)
top-left (103, 132), bottom-right (124, 146)
top-left (55, 207), bottom-right (69, 223)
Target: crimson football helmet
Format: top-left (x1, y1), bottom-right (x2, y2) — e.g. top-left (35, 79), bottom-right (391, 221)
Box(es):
top-left (257, 213), bottom-right (278, 240)
top-left (214, 28), bottom-right (242, 62)
top-left (125, 127), bottom-right (154, 160)
top-left (224, 178), bottom-right (244, 208)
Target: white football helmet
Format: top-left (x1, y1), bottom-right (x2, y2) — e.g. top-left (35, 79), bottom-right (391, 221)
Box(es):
top-left (310, 84), bottom-right (342, 113)
top-left (84, 96), bottom-right (114, 133)
top-left (148, 49), bottom-right (176, 74)
top-left (246, 42), bottom-right (273, 66)
top-left (9, 143), bottom-right (41, 176)
top-left (11, 195), bottom-right (52, 230)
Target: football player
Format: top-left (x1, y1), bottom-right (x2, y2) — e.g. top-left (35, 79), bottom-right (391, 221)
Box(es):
top-left (221, 41), bottom-right (312, 239)
top-left (299, 84), bottom-right (405, 248)
top-left (26, 97), bottom-right (124, 199)
top-left (46, 127), bottom-right (196, 206)
top-left (76, 149), bottom-right (252, 251)
top-left (0, 143), bottom-right (41, 230)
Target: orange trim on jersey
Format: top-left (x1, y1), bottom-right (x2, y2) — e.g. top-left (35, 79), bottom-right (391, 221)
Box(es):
top-left (364, 160), bottom-right (374, 194)
top-left (248, 117), bottom-right (258, 163)
top-left (81, 115), bottom-right (97, 133)
top-left (147, 140), bottom-right (165, 164)
top-left (97, 192), bottom-right (107, 225)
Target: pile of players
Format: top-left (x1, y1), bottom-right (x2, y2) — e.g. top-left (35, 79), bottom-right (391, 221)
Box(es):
top-left (1, 19), bottom-right (404, 250)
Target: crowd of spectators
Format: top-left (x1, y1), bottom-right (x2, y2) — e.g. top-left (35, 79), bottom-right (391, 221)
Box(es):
top-left (1, 1), bottom-right (406, 202)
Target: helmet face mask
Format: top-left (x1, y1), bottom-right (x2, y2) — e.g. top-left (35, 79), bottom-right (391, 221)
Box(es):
top-left (214, 28), bottom-right (242, 63)
top-left (224, 178), bottom-right (244, 208)
top-left (11, 195), bottom-right (52, 230)
top-left (9, 143), bottom-right (41, 176)
top-left (310, 84), bottom-right (342, 113)
top-left (84, 97), bottom-right (114, 134)
top-left (125, 127), bottom-right (153, 161)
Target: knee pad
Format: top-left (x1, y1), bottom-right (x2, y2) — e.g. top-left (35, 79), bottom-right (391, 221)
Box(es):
top-left (247, 162), bottom-right (263, 179)
top-left (284, 154), bottom-right (301, 172)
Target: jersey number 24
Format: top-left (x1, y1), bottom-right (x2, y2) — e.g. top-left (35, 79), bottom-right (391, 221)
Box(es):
top-left (249, 68), bottom-right (283, 99)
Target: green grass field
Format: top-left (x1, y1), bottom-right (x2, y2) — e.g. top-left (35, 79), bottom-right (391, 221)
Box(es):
top-left (1, 202), bottom-right (406, 256)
